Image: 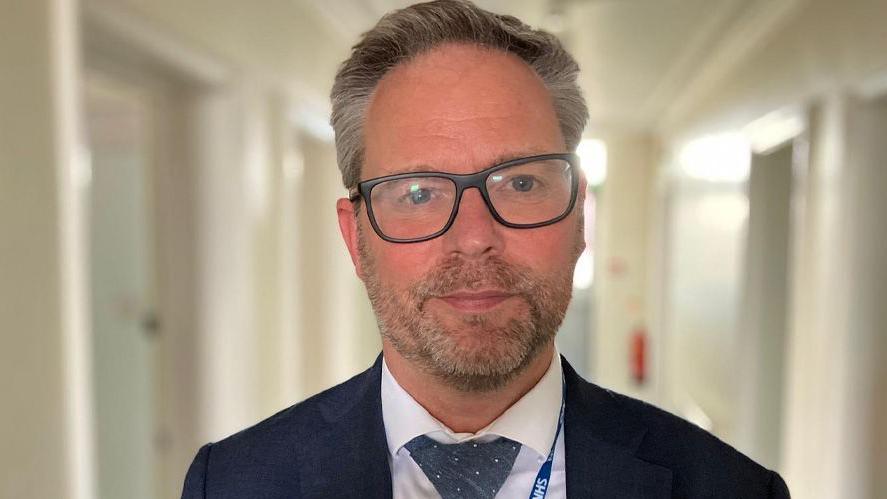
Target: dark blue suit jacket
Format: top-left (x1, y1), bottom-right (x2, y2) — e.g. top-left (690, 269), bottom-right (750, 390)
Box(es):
top-left (182, 355), bottom-right (789, 498)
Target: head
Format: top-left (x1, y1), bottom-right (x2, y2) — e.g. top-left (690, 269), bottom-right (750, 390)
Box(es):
top-left (333, 0), bottom-right (588, 392)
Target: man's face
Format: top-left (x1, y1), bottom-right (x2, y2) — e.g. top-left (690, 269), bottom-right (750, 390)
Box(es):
top-left (337, 44), bottom-right (585, 392)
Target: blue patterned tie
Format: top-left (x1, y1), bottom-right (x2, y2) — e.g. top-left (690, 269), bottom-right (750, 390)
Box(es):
top-left (404, 435), bottom-right (522, 499)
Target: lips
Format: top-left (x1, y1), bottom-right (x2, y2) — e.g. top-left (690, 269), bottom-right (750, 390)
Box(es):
top-left (436, 289), bottom-right (515, 313)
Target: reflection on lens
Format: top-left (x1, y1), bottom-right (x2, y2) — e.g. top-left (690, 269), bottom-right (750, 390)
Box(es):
top-left (487, 159), bottom-right (573, 225)
top-left (370, 176), bottom-right (456, 240)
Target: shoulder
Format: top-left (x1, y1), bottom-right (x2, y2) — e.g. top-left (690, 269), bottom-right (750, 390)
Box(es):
top-left (212, 361), bottom-right (378, 456)
top-left (182, 360), bottom-right (382, 497)
top-left (623, 391), bottom-right (780, 492)
top-left (565, 365), bottom-right (788, 497)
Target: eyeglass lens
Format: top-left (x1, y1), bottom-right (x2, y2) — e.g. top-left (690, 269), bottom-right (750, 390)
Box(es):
top-left (368, 158), bottom-right (573, 240)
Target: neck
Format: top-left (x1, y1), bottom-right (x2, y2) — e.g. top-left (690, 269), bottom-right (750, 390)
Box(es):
top-left (383, 341), bottom-right (555, 433)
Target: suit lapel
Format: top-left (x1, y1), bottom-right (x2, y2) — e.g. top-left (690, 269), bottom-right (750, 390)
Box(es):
top-left (298, 355), bottom-right (393, 499)
top-left (297, 355), bottom-right (672, 498)
top-left (563, 358), bottom-right (673, 498)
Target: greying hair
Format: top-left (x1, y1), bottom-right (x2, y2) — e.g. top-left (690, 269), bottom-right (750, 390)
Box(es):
top-left (330, 0), bottom-right (588, 190)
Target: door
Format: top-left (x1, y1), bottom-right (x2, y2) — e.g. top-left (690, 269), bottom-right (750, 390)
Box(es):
top-left (85, 72), bottom-right (159, 499)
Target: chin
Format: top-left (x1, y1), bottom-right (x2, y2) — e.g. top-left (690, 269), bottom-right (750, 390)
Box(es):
top-left (423, 320), bottom-right (551, 392)
top-left (430, 342), bottom-right (538, 393)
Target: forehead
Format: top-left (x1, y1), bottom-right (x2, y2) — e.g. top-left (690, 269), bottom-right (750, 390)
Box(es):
top-left (363, 43), bottom-right (565, 177)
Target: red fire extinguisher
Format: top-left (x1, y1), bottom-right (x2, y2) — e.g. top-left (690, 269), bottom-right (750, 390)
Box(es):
top-left (630, 326), bottom-right (647, 386)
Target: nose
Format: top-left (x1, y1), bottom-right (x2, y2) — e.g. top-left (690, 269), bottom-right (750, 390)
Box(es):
top-left (441, 188), bottom-right (504, 258)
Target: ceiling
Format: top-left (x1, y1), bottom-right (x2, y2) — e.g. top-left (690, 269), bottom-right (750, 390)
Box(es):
top-left (303, 0), bottom-right (780, 134)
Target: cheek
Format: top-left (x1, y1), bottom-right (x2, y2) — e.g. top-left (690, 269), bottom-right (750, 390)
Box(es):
top-left (365, 237), bottom-right (440, 287)
top-left (504, 222), bottom-right (581, 271)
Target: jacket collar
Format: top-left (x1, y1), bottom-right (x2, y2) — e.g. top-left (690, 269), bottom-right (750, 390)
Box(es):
top-left (562, 358), bottom-right (673, 498)
top-left (298, 354), bottom-right (393, 499)
top-left (300, 354), bottom-right (672, 498)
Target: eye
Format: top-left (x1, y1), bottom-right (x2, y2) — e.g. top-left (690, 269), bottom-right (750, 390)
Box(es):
top-left (510, 176), bottom-right (535, 192)
top-left (408, 186), bottom-right (432, 205)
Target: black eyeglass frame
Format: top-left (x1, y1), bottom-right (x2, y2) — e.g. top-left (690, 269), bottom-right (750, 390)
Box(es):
top-left (348, 152), bottom-right (582, 243)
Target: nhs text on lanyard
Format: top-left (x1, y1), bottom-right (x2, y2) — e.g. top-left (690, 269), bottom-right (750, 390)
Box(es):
top-left (528, 376), bottom-right (566, 499)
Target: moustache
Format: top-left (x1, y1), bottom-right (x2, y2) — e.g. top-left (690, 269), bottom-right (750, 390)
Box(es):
top-left (412, 256), bottom-right (535, 303)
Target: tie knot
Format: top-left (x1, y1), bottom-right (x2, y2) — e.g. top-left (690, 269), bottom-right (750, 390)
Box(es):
top-left (404, 435), bottom-right (521, 498)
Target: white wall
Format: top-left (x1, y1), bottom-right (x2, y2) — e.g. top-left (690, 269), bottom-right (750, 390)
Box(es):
top-left (661, 0), bottom-right (887, 141)
top-left (76, 3), bottom-right (385, 494)
top-left (661, 170), bottom-right (750, 437)
top-left (833, 94), bottom-right (887, 499)
top-left (591, 133), bottom-right (656, 400)
top-left (79, 0), bottom-right (374, 429)
top-left (191, 85), bottom-right (264, 442)
top-left (295, 133), bottom-right (380, 400)
top-left (0, 0), bottom-right (92, 497)
top-left (86, 0), bottom-right (347, 108)
top-left (654, 0), bottom-right (887, 496)
top-left (735, 145), bottom-right (793, 470)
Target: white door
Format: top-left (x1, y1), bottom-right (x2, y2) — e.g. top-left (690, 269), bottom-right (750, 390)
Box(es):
top-left (85, 72), bottom-right (158, 499)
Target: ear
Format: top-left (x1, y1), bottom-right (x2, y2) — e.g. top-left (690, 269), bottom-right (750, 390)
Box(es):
top-left (336, 197), bottom-right (365, 280)
top-left (576, 178), bottom-right (589, 254)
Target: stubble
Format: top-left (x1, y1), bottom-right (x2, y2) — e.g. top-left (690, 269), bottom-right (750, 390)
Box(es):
top-left (358, 226), bottom-right (577, 393)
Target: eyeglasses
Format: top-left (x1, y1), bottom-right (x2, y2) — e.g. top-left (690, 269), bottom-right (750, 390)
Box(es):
top-left (348, 153), bottom-right (581, 243)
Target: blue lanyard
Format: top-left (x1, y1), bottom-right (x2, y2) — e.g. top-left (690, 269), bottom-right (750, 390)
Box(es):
top-left (527, 375), bottom-right (566, 499)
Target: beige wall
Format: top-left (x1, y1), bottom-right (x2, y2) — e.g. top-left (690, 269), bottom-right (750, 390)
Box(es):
top-left (591, 133), bottom-right (656, 400)
top-left (655, 0), bottom-right (887, 496)
top-left (661, 0), bottom-right (887, 140)
top-left (295, 133), bottom-right (380, 400)
top-left (0, 0), bottom-right (90, 497)
top-left (838, 95), bottom-right (887, 499)
top-left (75, 2), bottom-right (381, 494)
top-left (735, 145), bottom-right (793, 470)
top-left (84, 0), bottom-right (347, 107)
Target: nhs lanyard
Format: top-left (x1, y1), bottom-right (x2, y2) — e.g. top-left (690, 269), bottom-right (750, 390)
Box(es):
top-left (527, 376), bottom-right (566, 499)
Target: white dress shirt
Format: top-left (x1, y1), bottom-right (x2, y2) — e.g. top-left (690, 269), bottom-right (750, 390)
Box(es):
top-left (381, 350), bottom-right (566, 499)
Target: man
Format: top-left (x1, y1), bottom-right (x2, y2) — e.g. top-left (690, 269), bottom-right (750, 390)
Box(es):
top-left (182, 1), bottom-right (790, 497)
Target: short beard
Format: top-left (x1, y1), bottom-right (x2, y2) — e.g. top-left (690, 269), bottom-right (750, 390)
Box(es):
top-left (358, 226), bottom-right (575, 393)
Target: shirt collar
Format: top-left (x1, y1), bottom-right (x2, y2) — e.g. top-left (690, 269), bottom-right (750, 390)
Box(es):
top-left (380, 349), bottom-right (563, 459)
